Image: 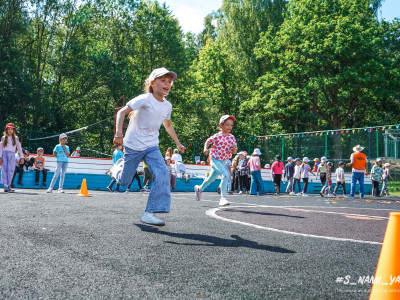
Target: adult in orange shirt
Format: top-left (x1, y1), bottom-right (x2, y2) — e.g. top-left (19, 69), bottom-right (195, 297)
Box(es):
top-left (346, 145), bottom-right (368, 198)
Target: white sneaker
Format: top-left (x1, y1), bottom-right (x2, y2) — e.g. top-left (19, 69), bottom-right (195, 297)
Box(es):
top-left (47, 189), bottom-right (53, 193)
top-left (239, 190), bottom-right (243, 194)
top-left (58, 189), bottom-right (64, 193)
top-left (194, 185), bottom-right (202, 201)
top-left (302, 193), bottom-right (308, 197)
top-left (296, 193), bottom-right (302, 196)
top-left (219, 197), bottom-right (230, 206)
top-left (289, 192), bottom-right (296, 195)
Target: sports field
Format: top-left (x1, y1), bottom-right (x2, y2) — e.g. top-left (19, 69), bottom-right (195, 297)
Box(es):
top-left (1, 190), bottom-right (399, 299)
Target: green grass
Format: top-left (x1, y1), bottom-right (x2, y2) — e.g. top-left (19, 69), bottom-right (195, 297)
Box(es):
top-left (387, 181), bottom-right (400, 195)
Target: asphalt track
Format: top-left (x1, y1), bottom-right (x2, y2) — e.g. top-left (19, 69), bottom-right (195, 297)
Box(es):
top-left (1, 189), bottom-right (400, 299)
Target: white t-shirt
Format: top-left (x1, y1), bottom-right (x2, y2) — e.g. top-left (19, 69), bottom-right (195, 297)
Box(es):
top-left (336, 167), bottom-right (345, 182)
top-left (171, 153), bottom-right (183, 163)
top-left (294, 165), bottom-right (301, 179)
top-left (123, 93), bottom-right (172, 151)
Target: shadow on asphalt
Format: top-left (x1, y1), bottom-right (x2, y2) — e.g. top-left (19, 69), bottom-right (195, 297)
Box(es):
top-left (224, 209), bottom-right (305, 219)
top-left (136, 224), bottom-right (296, 254)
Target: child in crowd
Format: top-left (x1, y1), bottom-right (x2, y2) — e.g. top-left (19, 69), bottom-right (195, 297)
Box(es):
top-left (381, 163), bottom-right (393, 196)
top-left (300, 157), bottom-right (314, 196)
top-left (165, 147), bottom-right (173, 159)
top-left (238, 152), bottom-right (250, 194)
top-left (312, 158), bottom-right (320, 172)
top-left (13, 149), bottom-right (30, 187)
top-left (194, 115), bottom-right (237, 206)
top-left (47, 133), bottom-right (70, 193)
top-left (114, 67), bottom-right (184, 226)
top-left (231, 154), bottom-right (240, 192)
top-left (172, 148), bottom-right (189, 182)
top-left (71, 147), bottom-right (81, 157)
top-left (0, 123), bottom-right (24, 192)
top-left (142, 161), bottom-right (152, 191)
top-left (292, 158), bottom-right (302, 195)
top-left (107, 144), bottom-right (124, 192)
top-left (370, 158), bottom-right (383, 197)
top-left (284, 157), bottom-right (295, 193)
top-left (127, 168), bottom-right (142, 192)
top-left (320, 162), bottom-right (333, 197)
top-left (34, 147), bottom-right (47, 187)
top-left (316, 156), bottom-right (328, 187)
top-left (165, 156), bottom-right (176, 191)
top-left (248, 148), bottom-right (265, 196)
top-left (333, 161), bottom-right (346, 196)
top-left (271, 155), bottom-right (285, 194)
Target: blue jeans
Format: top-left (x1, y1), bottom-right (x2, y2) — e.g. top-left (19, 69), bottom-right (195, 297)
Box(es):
top-left (199, 158), bottom-right (229, 197)
top-left (250, 170), bottom-right (265, 195)
top-left (116, 146), bottom-right (170, 213)
top-left (350, 172), bottom-right (365, 197)
top-left (49, 161), bottom-right (68, 189)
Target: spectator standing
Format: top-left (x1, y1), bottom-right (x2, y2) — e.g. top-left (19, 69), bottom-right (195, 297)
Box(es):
top-left (293, 158), bottom-right (302, 195)
top-left (248, 148), bottom-right (265, 196)
top-left (271, 155), bottom-right (285, 194)
top-left (300, 157), bottom-right (314, 196)
top-left (370, 158), bottom-right (383, 197)
top-left (0, 123), bottom-right (24, 192)
top-left (333, 161), bottom-right (346, 196)
top-left (284, 157), bottom-right (295, 193)
top-left (47, 133), bottom-right (70, 193)
top-left (164, 156), bottom-right (176, 191)
top-left (381, 163), bottom-right (394, 196)
top-left (346, 145), bottom-right (368, 198)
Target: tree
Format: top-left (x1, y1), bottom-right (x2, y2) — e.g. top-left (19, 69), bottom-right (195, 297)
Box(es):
top-left (253, 0), bottom-right (395, 159)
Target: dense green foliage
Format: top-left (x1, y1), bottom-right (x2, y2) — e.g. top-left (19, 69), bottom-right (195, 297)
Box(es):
top-left (1, 0), bottom-right (399, 161)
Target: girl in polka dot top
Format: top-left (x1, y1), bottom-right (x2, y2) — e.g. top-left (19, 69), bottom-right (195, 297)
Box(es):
top-left (194, 115), bottom-right (237, 206)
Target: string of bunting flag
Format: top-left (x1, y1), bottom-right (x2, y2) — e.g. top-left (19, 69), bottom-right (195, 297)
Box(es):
top-left (181, 124), bottom-right (400, 146)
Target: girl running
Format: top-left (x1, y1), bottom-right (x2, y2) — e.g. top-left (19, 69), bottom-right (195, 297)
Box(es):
top-left (114, 67), bottom-right (184, 226)
top-left (194, 115), bottom-right (237, 206)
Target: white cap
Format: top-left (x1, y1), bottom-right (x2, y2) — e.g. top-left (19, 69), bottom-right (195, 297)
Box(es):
top-left (149, 67), bottom-right (177, 82)
top-left (37, 147), bottom-right (44, 151)
top-left (219, 115), bottom-right (236, 124)
top-left (238, 151), bottom-right (246, 156)
top-left (287, 157), bottom-right (293, 161)
top-left (165, 156), bottom-right (171, 161)
top-left (376, 158), bottom-right (382, 162)
top-left (384, 163), bottom-right (392, 167)
top-left (59, 133), bottom-right (68, 139)
top-left (76, 147), bottom-right (81, 150)
top-left (321, 156), bottom-right (328, 162)
top-left (303, 157), bottom-right (310, 162)
top-left (253, 148), bottom-right (262, 155)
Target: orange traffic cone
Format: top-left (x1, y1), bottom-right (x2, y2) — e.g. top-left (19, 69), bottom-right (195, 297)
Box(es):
top-left (77, 178), bottom-right (92, 197)
top-left (370, 212), bottom-right (400, 299)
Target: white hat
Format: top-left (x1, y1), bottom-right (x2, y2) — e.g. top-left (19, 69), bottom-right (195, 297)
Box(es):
top-left (376, 158), bottom-right (382, 162)
top-left (253, 148), bottom-right (261, 155)
top-left (384, 163), bottom-right (392, 167)
top-left (353, 145), bottom-right (364, 152)
top-left (303, 157), bottom-right (310, 162)
top-left (219, 115), bottom-right (236, 124)
top-left (238, 151), bottom-right (246, 156)
top-left (37, 147), bottom-right (44, 151)
top-left (59, 133), bottom-right (68, 139)
top-left (76, 147), bottom-right (81, 150)
top-left (321, 156), bottom-right (328, 162)
top-left (149, 67), bottom-right (177, 82)
top-left (287, 157), bottom-right (293, 161)
top-left (165, 156), bottom-right (171, 161)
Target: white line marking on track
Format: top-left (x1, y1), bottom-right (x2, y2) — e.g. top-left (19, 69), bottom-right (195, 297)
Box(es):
top-left (205, 206), bottom-right (384, 245)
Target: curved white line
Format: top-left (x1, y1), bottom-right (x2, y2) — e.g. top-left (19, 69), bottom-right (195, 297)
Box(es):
top-left (206, 207), bottom-right (383, 245)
